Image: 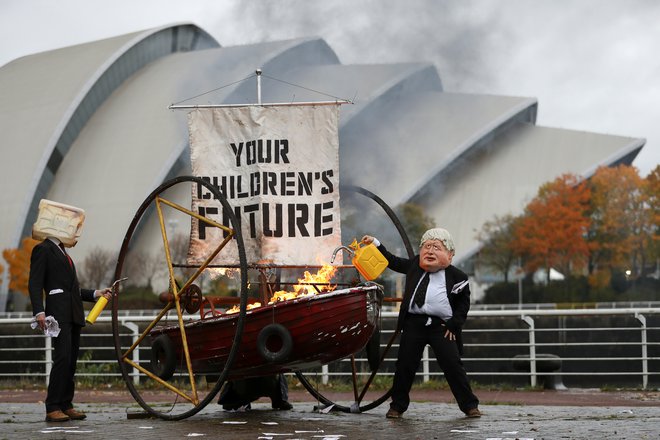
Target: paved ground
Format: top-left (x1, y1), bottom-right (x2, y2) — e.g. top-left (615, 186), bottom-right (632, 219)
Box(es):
top-left (1, 388), bottom-right (659, 439)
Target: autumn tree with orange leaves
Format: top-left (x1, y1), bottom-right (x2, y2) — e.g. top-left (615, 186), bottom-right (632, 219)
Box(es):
top-left (587, 165), bottom-right (654, 287)
top-left (646, 165), bottom-right (660, 262)
top-left (2, 237), bottom-right (39, 295)
top-left (511, 174), bottom-right (592, 284)
top-left (478, 165), bottom-right (658, 300)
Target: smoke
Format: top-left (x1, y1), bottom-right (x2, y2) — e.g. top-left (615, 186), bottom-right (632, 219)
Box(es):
top-left (205, 0), bottom-right (659, 175)
top-left (209, 0), bottom-right (502, 92)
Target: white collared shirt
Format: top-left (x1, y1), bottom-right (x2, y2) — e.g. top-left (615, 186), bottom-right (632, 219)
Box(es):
top-left (48, 237), bottom-right (66, 255)
top-left (409, 270), bottom-right (453, 320)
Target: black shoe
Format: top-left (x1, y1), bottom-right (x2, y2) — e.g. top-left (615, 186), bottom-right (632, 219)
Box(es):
top-left (272, 400), bottom-right (293, 410)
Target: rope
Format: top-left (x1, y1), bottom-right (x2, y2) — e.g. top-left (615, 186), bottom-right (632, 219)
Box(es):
top-left (171, 72), bottom-right (354, 106)
top-left (261, 73), bottom-right (353, 103)
top-left (170, 74), bottom-right (256, 106)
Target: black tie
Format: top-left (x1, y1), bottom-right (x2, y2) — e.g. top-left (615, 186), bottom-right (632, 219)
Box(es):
top-left (414, 273), bottom-right (430, 308)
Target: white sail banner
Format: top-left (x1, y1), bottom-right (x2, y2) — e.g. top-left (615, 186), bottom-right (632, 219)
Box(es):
top-left (188, 105), bottom-right (341, 265)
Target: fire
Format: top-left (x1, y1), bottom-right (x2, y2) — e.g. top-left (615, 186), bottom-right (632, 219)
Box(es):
top-left (225, 302), bottom-right (262, 314)
top-left (220, 264), bottom-right (338, 314)
top-left (268, 263), bottom-right (337, 305)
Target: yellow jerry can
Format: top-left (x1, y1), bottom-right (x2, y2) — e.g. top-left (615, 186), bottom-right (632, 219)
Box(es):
top-left (348, 239), bottom-right (388, 281)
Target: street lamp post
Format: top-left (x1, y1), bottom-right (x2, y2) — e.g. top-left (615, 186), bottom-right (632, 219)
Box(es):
top-left (518, 256), bottom-right (523, 309)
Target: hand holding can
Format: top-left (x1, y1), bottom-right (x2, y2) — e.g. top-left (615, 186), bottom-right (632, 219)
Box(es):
top-left (86, 277), bottom-right (127, 324)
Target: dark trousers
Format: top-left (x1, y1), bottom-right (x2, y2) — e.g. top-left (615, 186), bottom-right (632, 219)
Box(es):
top-left (218, 374), bottom-right (288, 408)
top-left (390, 314), bottom-right (479, 413)
top-left (46, 323), bottom-right (81, 413)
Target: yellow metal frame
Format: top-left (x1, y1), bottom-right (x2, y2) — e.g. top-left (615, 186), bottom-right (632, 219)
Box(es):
top-left (120, 196), bottom-right (235, 405)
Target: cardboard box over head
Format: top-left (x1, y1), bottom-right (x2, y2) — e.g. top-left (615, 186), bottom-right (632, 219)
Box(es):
top-left (32, 199), bottom-right (86, 247)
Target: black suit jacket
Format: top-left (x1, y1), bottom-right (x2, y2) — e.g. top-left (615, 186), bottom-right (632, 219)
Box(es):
top-left (378, 244), bottom-right (472, 354)
top-left (28, 239), bottom-right (95, 326)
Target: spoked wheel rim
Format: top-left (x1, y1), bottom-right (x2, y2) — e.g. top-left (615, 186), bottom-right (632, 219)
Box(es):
top-left (294, 184), bottom-right (413, 413)
top-left (111, 176), bottom-right (248, 420)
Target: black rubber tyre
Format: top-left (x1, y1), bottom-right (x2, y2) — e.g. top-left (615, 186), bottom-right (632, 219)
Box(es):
top-left (150, 334), bottom-right (176, 380)
top-left (257, 323), bottom-right (293, 363)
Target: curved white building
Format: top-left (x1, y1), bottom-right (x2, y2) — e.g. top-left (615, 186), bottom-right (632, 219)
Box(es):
top-left (0, 23), bottom-right (644, 310)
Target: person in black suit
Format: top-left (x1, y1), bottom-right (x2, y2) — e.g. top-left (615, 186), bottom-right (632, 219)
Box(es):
top-left (361, 228), bottom-right (480, 419)
top-left (29, 236), bottom-right (112, 422)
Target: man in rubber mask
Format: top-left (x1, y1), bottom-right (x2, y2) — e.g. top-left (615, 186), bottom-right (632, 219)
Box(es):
top-left (361, 227), bottom-right (480, 419)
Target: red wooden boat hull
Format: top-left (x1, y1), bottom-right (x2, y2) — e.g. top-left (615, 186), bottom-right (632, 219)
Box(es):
top-left (150, 284), bottom-right (383, 379)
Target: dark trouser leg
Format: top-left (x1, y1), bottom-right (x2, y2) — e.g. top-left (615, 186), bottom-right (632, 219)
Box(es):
top-left (428, 328), bottom-right (478, 413)
top-left (271, 374), bottom-right (288, 402)
top-left (46, 323), bottom-right (80, 412)
top-left (62, 325), bottom-right (81, 410)
top-left (218, 381), bottom-right (248, 409)
top-left (390, 317), bottom-right (427, 413)
top-left (270, 374), bottom-right (292, 409)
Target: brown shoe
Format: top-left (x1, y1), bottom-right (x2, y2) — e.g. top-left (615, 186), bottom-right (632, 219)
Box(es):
top-left (45, 410), bottom-right (70, 422)
top-left (63, 408), bottom-right (87, 420)
top-left (465, 407), bottom-right (482, 418)
top-left (386, 408), bottom-right (402, 419)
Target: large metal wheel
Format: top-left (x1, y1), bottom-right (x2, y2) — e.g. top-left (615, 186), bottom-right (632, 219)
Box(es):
top-left (295, 184), bottom-right (414, 413)
top-left (111, 176), bottom-right (249, 420)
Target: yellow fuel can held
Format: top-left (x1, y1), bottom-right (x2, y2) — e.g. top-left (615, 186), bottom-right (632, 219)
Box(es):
top-left (86, 277), bottom-right (125, 324)
top-left (85, 295), bottom-right (108, 325)
top-left (348, 239), bottom-right (389, 281)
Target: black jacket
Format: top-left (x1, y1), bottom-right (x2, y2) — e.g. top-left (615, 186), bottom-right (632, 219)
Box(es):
top-left (378, 244), bottom-right (472, 354)
top-left (28, 239), bottom-right (95, 326)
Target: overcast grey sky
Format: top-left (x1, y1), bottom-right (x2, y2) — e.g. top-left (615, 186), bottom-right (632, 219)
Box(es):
top-left (2, 0), bottom-right (658, 176)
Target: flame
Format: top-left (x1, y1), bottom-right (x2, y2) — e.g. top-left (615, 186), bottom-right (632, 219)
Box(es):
top-left (225, 302), bottom-right (262, 314)
top-left (219, 264), bottom-right (338, 315)
top-left (268, 263), bottom-right (337, 305)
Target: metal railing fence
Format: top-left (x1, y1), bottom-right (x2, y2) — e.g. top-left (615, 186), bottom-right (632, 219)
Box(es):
top-left (1, 308), bottom-right (658, 389)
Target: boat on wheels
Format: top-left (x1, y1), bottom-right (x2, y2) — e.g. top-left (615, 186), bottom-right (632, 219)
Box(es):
top-left (109, 72), bottom-right (414, 420)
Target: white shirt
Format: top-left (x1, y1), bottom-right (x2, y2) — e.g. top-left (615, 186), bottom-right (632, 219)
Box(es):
top-left (409, 270), bottom-right (453, 320)
top-left (47, 237), bottom-right (66, 254)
